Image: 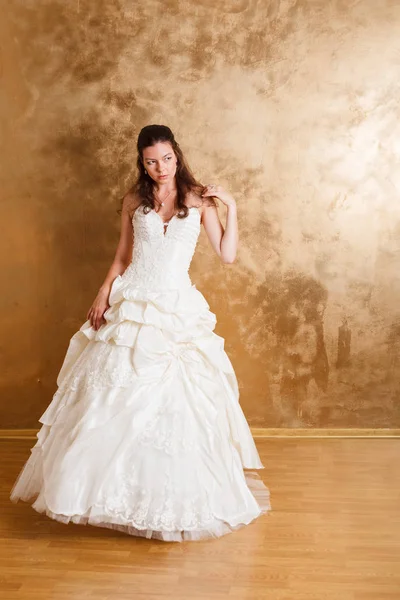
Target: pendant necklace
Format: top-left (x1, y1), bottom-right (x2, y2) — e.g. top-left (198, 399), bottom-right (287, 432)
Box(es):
top-left (154, 187), bottom-right (175, 207)
top-left (154, 187), bottom-right (177, 229)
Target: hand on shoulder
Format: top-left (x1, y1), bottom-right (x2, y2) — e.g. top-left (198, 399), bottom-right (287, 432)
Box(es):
top-left (201, 184), bottom-right (236, 208)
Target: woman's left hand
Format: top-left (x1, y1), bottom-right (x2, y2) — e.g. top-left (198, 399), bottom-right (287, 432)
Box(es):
top-left (201, 184), bottom-right (236, 208)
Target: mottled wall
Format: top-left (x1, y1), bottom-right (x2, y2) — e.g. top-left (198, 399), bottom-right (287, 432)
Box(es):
top-left (1, 0), bottom-right (400, 429)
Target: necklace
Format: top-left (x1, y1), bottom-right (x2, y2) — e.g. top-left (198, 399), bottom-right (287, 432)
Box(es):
top-left (154, 187), bottom-right (176, 207)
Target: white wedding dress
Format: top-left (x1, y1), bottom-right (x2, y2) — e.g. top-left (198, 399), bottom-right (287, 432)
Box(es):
top-left (10, 204), bottom-right (271, 541)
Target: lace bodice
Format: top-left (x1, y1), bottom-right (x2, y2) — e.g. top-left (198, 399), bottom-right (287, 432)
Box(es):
top-left (122, 205), bottom-right (201, 291)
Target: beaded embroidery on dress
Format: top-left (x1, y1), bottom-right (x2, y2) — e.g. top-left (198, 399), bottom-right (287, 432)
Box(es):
top-left (10, 204), bottom-right (271, 541)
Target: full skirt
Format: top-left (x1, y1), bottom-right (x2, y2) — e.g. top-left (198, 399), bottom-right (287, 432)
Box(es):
top-left (10, 276), bottom-right (271, 541)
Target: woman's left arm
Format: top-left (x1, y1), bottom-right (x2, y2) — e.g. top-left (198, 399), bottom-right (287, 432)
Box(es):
top-left (201, 184), bottom-right (238, 264)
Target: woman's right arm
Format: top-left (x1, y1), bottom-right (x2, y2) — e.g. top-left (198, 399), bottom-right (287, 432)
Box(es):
top-left (87, 192), bottom-right (139, 330)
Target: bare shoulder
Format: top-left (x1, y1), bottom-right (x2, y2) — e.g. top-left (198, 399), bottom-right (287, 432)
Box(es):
top-left (186, 189), bottom-right (217, 222)
top-left (122, 190), bottom-right (142, 220)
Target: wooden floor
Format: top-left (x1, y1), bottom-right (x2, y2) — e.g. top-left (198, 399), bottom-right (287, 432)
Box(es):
top-left (1, 438), bottom-right (399, 600)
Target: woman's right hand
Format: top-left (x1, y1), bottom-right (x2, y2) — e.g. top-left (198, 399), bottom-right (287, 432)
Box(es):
top-left (86, 288), bottom-right (110, 331)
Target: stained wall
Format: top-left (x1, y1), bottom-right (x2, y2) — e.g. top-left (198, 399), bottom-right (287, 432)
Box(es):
top-left (1, 0), bottom-right (400, 428)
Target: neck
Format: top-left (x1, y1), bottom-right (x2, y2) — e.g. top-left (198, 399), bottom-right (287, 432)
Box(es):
top-left (155, 182), bottom-right (177, 195)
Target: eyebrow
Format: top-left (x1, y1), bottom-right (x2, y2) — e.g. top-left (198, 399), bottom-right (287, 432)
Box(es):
top-left (144, 153), bottom-right (172, 161)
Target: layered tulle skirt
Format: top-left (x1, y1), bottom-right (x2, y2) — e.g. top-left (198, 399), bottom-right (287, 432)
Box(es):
top-left (10, 274), bottom-right (271, 541)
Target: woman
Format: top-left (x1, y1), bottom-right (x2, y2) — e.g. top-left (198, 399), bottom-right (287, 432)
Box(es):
top-left (10, 124), bottom-right (271, 541)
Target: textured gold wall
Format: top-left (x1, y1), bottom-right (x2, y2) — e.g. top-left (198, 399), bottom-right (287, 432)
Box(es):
top-left (2, 1), bottom-right (400, 429)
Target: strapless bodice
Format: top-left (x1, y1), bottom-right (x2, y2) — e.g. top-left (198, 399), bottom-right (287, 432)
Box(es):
top-left (121, 205), bottom-right (201, 291)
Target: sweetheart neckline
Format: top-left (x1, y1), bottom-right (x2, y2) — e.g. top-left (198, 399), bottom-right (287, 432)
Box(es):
top-left (133, 205), bottom-right (201, 227)
top-left (151, 206), bottom-right (201, 227)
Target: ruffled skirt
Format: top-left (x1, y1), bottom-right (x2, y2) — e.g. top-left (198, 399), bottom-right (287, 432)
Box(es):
top-left (10, 275), bottom-right (271, 541)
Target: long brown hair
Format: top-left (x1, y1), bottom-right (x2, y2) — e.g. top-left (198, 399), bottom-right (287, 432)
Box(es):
top-left (121, 124), bottom-right (213, 218)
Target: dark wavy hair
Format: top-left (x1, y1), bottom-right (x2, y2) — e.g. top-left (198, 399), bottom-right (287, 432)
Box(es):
top-left (120, 124), bottom-right (213, 219)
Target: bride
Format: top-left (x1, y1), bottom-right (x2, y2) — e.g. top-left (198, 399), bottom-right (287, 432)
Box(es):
top-left (10, 124), bottom-right (271, 541)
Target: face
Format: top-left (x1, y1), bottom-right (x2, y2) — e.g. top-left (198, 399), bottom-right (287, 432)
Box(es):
top-left (142, 141), bottom-right (178, 186)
